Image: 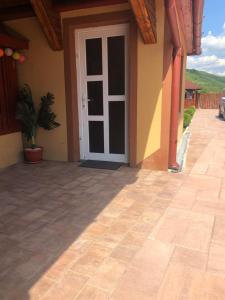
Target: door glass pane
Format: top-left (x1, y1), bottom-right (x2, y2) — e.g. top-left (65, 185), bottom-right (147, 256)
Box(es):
top-left (109, 101), bottom-right (125, 154)
top-left (108, 36), bottom-right (125, 95)
top-left (86, 38), bottom-right (102, 75)
top-left (87, 81), bottom-right (103, 115)
top-left (89, 121), bottom-right (104, 153)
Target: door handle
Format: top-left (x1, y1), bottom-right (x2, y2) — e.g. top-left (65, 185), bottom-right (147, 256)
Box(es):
top-left (82, 96), bottom-right (88, 108)
top-left (82, 96), bottom-right (92, 108)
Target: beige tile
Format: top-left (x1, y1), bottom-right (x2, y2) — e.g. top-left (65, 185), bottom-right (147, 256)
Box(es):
top-left (70, 243), bottom-right (112, 277)
top-left (150, 208), bottom-right (214, 252)
top-left (82, 222), bottom-right (109, 239)
top-left (208, 242), bottom-right (225, 275)
top-left (1, 111), bottom-right (225, 300)
top-left (89, 257), bottom-right (126, 292)
top-left (44, 250), bottom-right (79, 281)
top-left (170, 187), bottom-right (197, 210)
top-left (22, 208), bottom-right (47, 221)
top-left (212, 216), bottom-right (225, 243)
top-left (157, 249), bottom-right (225, 300)
top-left (193, 196), bottom-right (225, 217)
top-left (202, 272), bottom-right (225, 300)
top-left (111, 239), bottom-right (174, 299)
top-left (42, 270), bottom-right (88, 300)
top-left (156, 264), bottom-right (204, 299)
top-left (120, 231), bottom-right (148, 250)
top-left (76, 285), bottom-right (109, 300)
top-left (183, 174), bottom-right (221, 192)
top-left (68, 238), bottom-right (93, 254)
top-left (191, 162), bottom-right (209, 175)
top-left (171, 247), bottom-right (207, 270)
top-left (29, 276), bottom-right (54, 300)
top-left (110, 245), bottom-right (137, 263)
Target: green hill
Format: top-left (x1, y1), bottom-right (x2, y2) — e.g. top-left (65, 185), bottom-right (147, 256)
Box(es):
top-left (186, 69), bottom-right (225, 94)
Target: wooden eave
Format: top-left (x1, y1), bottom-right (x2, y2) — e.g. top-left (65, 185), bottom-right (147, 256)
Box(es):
top-left (129, 0), bottom-right (157, 44)
top-left (176, 0), bottom-right (193, 54)
top-left (0, 0), bottom-right (128, 51)
top-left (30, 0), bottom-right (62, 51)
top-left (0, 0), bottom-right (158, 47)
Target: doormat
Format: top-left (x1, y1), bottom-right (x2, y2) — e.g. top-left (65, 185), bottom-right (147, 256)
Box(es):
top-left (79, 160), bottom-right (122, 170)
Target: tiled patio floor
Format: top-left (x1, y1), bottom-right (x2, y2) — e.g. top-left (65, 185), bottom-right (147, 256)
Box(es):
top-left (1, 109), bottom-right (225, 299)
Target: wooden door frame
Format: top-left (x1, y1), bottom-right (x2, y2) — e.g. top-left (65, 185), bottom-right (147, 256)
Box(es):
top-left (63, 10), bottom-right (137, 167)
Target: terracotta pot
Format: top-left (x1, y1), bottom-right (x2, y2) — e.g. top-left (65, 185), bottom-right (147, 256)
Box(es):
top-left (24, 147), bottom-right (43, 164)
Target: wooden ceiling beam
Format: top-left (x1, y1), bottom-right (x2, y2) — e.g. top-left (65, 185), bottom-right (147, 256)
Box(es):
top-left (54, 0), bottom-right (127, 12)
top-left (0, 5), bottom-right (34, 22)
top-left (129, 0), bottom-right (157, 44)
top-left (30, 0), bottom-right (62, 51)
top-left (0, 0), bottom-right (127, 21)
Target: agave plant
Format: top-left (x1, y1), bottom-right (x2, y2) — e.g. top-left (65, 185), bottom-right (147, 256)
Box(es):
top-left (16, 84), bottom-right (60, 148)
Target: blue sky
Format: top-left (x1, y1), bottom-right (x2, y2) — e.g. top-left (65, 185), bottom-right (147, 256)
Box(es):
top-left (202, 0), bottom-right (225, 36)
top-left (187, 0), bottom-right (225, 75)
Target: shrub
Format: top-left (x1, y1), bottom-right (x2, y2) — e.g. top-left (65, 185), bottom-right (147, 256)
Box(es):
top-left (185, 106), bottom-right (196, 117)
top-left (183, 112), bottom-right (192, 129)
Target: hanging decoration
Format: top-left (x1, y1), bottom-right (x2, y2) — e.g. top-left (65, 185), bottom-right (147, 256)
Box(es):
top-left (12, 51), bottom-right (20, 60)
top-left (5, 48), bottom-right (13, 56)
top-left (19, 55), bottom-right (26, 64)
top-left (0, 47), bottom-right (26, 64)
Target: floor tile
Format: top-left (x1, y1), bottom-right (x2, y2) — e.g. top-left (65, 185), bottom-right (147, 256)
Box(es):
top-left (150, 208), bottom-right (214, 252)
top-left (111, 239), bottom-right (174, 299)
top-left (41, 270), bottom-right (88, 300)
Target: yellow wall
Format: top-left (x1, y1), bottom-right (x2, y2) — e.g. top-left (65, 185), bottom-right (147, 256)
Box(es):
top-left (5, 1), bottom-right (186, 168)
top-left (6, 18), bottom-right (67, 161)
top-left (5, 3), bottom-right (129, 162)
top-left (136, 0), bottom-right (165, 164)
top-left (0, 132), bottom-right (23, 169)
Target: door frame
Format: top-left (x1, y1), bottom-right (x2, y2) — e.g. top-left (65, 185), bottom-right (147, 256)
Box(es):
top-left (76, 24), bottom-right (129, 163)
top-left (63, 10), bottom-right (137, 166)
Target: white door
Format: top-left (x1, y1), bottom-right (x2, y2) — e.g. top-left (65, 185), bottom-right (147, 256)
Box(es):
top-left (75, 24), bottom-right (129, 163)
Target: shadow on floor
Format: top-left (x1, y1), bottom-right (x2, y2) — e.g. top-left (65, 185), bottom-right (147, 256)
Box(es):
top-left (0, 161), bottom-right (149, 299)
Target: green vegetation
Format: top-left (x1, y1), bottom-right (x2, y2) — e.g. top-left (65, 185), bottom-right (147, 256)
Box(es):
top-left (16, 84), bottom-right (60, 148)
top-left (183, 106), bottom-right (196, 129)
top-left (186, 69), bottom-right (225, 94)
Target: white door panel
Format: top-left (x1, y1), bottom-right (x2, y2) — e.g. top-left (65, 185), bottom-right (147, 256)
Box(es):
top-left (75, 24), bottom-right (129, 163)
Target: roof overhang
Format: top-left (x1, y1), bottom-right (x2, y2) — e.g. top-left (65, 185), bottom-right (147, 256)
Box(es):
top-left (166, 0), bottom-right (204, 56)
top-left (176, 0), bottom-right (204, 55)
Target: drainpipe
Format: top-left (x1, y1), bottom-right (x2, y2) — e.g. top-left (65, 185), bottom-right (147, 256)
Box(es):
top-left (169, 48), bottom-right (182, 170)
top-left (166, 0), bottom-right (182, 170)
top-left (193, 0), bottom-right (204, 55)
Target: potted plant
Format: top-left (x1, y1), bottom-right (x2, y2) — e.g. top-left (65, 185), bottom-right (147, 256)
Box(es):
top-left (16, 84), bottom-right (60, 163)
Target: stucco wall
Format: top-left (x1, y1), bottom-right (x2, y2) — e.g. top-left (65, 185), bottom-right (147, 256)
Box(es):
top-left (136, 0), bottom-right (165, 164)
top-left (5, 1), bottom-right (184, 168)
top-left (5, 18), bottom-right (67, 161)
top-left (5, 3), bottom-right (129, 162)
top-left (0, 132), bottom-right (23, 169)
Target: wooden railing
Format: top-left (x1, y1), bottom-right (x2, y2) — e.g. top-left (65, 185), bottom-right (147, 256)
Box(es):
top-left (197, 93), bottom-right (224, 109)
